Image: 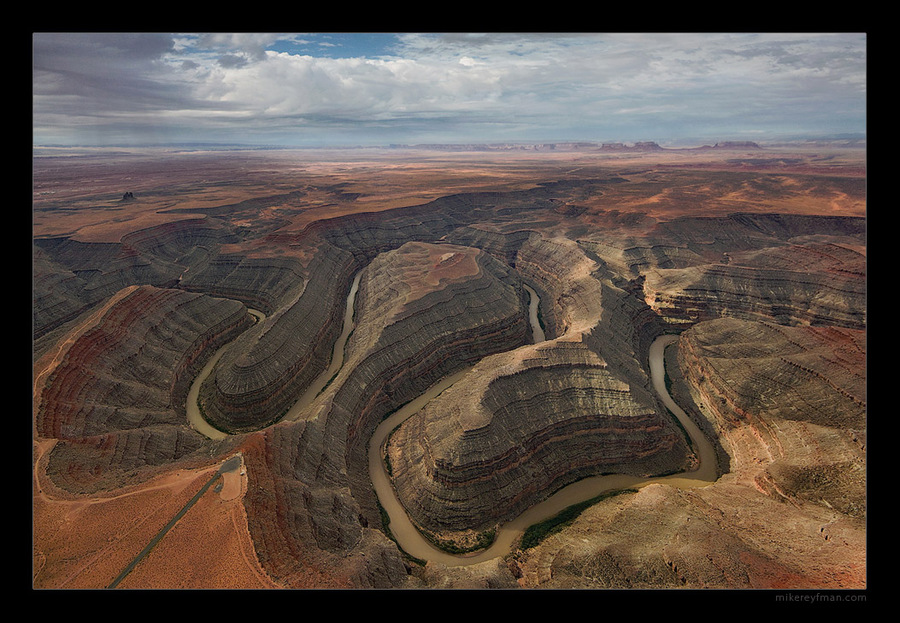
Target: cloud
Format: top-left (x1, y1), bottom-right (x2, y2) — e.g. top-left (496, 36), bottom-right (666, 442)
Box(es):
top-left (32, 32), bottom-right (867, 146)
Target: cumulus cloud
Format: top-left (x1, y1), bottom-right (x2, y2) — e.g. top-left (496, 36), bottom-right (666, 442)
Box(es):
top-left (32, 32), bottom-right (867, 146)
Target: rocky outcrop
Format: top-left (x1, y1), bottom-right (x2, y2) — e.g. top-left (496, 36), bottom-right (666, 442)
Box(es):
top-left (387, 339), bottom-right (691, 536)
top-left (198, 242), bottom-right (358, 433)
top-left (233, 242), bottom-right (531, 586)
top-left (511, 317), bottom-right (865, 589)
top-left (326, 243), bottom-right (530, 525)
top-left (600, 142), bottom-right (663, 151)
top-left (237, 423), bottom-right (413, 588)
top-left (377, 229), bottom-right (685, 541)
top-left (512, 234), bottom-right (604, 339)
top-left (645, 251), bottom-right (866, 329)
top-left (712, 141), bottom-right (761, 149)
top-left (33, 219), bottom-right (236, 341)
top-left (36, 285), bottom-right (253, 492)
top-left (32, 160), bottom-right (867, 589)
top-left (635, 214), bottom-right (866, 329)
top-left (675, 318), bottom-right (866, 514)
top-left (180, 253), bottom-right (306, 315)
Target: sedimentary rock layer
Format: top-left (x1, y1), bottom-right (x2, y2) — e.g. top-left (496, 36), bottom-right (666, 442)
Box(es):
top-left (387, 337), bottom-right (691, 535)
top-left (33, 219), bottom-right (235, 341)
top-left (32, 163), bottom-right (868, 588)
top-left (675, 317), bottom-right (866, 516)
top-left (326, 242), bottom-right (531, 524)
top-left (180, 254), bottom-right (305, 314)
top-left (511, 317), bottom-right (866, 589)
top-left (36, 284), bottom-right (253, 492)
top-left (646, 259), bottom-right (866, 329)
top-left (198, 242), bottom-right (358, 432)
top-left (233, 242), bottom-right (532, 584)
top-left (381, 230), bottom-right (685, 538)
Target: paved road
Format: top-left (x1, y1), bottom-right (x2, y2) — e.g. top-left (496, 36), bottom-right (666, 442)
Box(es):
top-left (107, 454), bottom-right (242, 588)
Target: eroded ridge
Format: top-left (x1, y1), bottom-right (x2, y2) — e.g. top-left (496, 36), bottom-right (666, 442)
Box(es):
top-left (676, 317), bottom-right (866, 511)
top-left (32, 152), bottom-right (867, 589)
top-left (197, 243), bottom-right (359, 433)
top-left (35, 285), bottom-right (254, 492)
top-left (387, 338), bottom-right (693, 542)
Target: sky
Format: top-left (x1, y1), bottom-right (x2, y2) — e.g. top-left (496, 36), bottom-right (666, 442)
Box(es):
top-left (32, 32), bottom-right (867, 148)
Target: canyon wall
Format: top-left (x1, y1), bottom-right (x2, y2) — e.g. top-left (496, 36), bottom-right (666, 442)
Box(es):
top-left (36, 285), bottom-right (253, 492)
top-left (33, 163), bottom-right (866, 589)
top-left (233, 241), bottom-right (532, 586)
top-left (197, 242), bottom-right (359, 432)
top-left (387, 340), bottom-right (691, 538)
top-left (510, 316), bottom-right (866, 589)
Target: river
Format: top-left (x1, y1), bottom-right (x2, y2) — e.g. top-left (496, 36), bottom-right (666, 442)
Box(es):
top-left (187, 273), bottom-right (716, 567)
top-left (185, 308), bottom-right (264, 440)
top-left (367, 328), bottom-right (718, 567)
top-left (282, 270), bottom-right (363, 421)
top-left (522, 284), bottom-right (545, 343)
top-left (186, 270), bottom-right (362, 437)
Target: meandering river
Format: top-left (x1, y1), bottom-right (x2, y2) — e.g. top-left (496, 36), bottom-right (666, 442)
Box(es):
top-left (188, 273), bottom-right (717, 567)
top-left (185, 308), bottom-right (264, 440)
top-left (186, 271), bottom-right (363, 436)
top-left (366, 328), bottom-right (718, 567)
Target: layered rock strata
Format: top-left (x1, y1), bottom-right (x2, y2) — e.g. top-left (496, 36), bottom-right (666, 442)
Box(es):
top-left (180, 254), bottom-right (306, 315)
top-left (198, 242), bottom-right (358, 432)
top-left (233, 242), bottom-right (531, 585)
top-left (322, 242), bottom-right (531, 527)
top-left (583, 213), bottom-right (870, 330)
top-left (32, 166), bottom-right (867, 588)
top-left (511, 317), bottom-right (865, 589)
top-left (36, 285), bottom-right (253, 492)
top-left (33, 218), bottom-right (235, 341)
top-left (381, 229), bottom-right (689, 540)
top-left (645, 259), bottom-right (866, 329)
top-left (387, 339), bottom-right (692, 536)
top-left (512, 234), bottom-right (604, 339)
top-left (675, 317), bottom-right (866, 514)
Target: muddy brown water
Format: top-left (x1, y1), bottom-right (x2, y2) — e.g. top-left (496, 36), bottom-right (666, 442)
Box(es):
top-left (186, 271), bottom-right (363, 436)
top-left (188, 274), bottom-right (717, 567)
top-left (367, 329), bottom-right (718, 567)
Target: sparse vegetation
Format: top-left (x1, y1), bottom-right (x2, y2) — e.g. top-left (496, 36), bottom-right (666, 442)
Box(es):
top-left (520, 488), bottom-right (638, 550)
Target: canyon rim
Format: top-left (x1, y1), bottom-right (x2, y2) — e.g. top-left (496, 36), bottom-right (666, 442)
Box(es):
top-left (33, 141), bottom-right (866, 592)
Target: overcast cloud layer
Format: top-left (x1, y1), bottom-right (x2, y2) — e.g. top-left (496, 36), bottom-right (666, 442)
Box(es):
top-left (32, 32), bottom-right (867, 147)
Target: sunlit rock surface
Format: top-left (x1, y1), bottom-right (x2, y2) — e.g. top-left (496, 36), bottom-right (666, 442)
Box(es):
top-left (35, 285), bottom-right (253, 492)
top-left (234, 241), bottom-right (531, 587)
top-left (388, 338), bottom-right (692, 536)
top-left (512, 317), bottom-right (866, 589)
top-left (197, 243), bottom-right (358, 432)
top-left (32, 153), bottom-right (867, 589)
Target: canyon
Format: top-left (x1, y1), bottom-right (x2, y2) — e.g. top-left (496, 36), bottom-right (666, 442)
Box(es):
top-left (32, 143), bottom-right (865, 590)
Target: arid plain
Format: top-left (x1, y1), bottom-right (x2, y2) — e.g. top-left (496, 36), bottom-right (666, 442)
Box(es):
top-left (33, 143), bottom-right (866, 590)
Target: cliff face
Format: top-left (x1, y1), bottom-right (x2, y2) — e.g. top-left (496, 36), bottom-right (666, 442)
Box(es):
top-left (197, 243), bottom-right (358, 433)
top-left (180, 254), bottom-right (306, 315)
top-left (234, 242), bottom-right (532, 586)
top-left (36, 285), bottom-right (253, 492)
top-left (384, 233), bottom-right (689, 539)
top-left (626, 214), bottom-right (867, 330)
top-left (388, 340), bottom-right (691, 536)
top-left (675, 317), bottom-right (866, 514)
top-left (33, 219), bottom-right (235, 342)
top-left (33, 162), bottom-right (866, 589)
top-left (513, 317), bottom-right (865, 589)
top-left (646, 259), bottom-right (865, 329)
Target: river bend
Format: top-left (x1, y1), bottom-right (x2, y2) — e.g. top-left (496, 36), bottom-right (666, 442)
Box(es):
top-left (187, 271), bottom-right (717, 568)
top-left (368, 331), bottom-right (718, 567)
